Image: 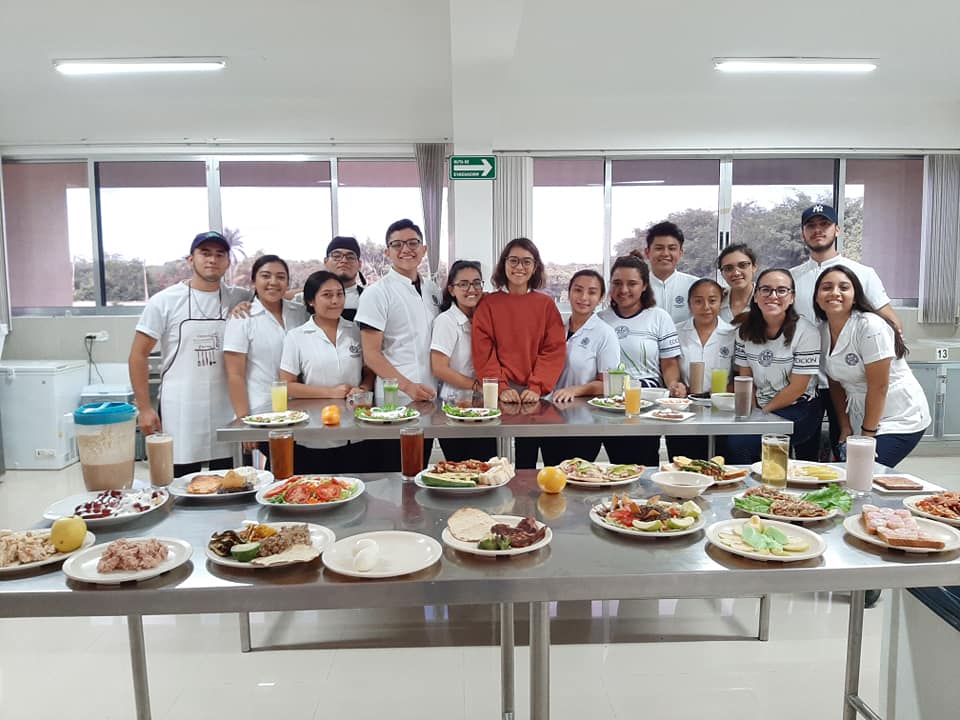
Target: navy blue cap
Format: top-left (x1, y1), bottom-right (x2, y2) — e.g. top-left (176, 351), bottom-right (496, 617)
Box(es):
top-left (801, 204), bottom-right (838, 226)
top-left (190, 231), bottom-right (230, 254)
top-left (326, 236), bottom-right (362, 258)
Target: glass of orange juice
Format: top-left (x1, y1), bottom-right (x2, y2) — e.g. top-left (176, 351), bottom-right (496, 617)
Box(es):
top-left (623, 376), bottom-right (643, 417)
top-left (271, 380), bottom-right (288, 412)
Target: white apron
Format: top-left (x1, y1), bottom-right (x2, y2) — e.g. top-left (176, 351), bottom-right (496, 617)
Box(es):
top-left (159, 288), bottom-right (234, 464)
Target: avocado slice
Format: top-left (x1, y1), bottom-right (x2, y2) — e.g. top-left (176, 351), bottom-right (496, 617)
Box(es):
top-left (420, 472), bottom-right (478, 488)
top-left (632, 519), bottom-right (662, 532)
top-left (667, 515), bottom-right (696, 530)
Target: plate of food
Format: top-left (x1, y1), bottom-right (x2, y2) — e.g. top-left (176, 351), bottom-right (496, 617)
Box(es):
top-left (256, 476), bottom-right (364, 509)
top-left (732, 484), bottom-right (851, 523)
top-left (62, 537), bottom-right (193, 584)
top-left (660, 456), bottom-right (748, 486)
top-left (587, 395), bottom-right (653, 413)
top-left (639, 408), bottom-right (695, 422)
top-left (656, 397), bottom-right (693, 411)
top-left (749, 461), bottom-right (847, 486)
top-left (322, 531), bottom-right (442, 579)
top-left (0, 527), bottom-right (96, 574)
top-left (241, 410), bottom-right (309, 427)
top-left (353, 406), bottom-right (420, 423)
top-left (844, 506), bottom-right (960, 553)
top-left (872, 474), bottom-right (946, 494)
top-left (169, 466), bottom-right (273, 499)
top-left (706, 515), bottom-right (827, 562)
top-left (589, 493), bottom-right (705, 537)
top-left (414, 457), bottom-right (514, 493)
top-left (43, 488), bottom-right (169, 528)
top-left (206, 522), bottom-right (335, 568)
top-left (902, 493), bottom-right (960, 527)
top-left (441, 404), bottom-right (502, 422)
top-left (559, 458), bottom-right (645, 487)
top-left (441, 509), bottom-right (551, 557)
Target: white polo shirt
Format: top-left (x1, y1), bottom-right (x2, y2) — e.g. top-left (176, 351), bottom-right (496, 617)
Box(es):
top-left (430, 304), bottom-right (474, 399)
top-left (734, 317), bottom-right (820, 407)
top-left (648, 270), bottom-right (698, 324)
top-left (355, 268), bottom-right (440, 403)
top-left (790, 254), bottom-right (891, 326)
top-left (280, 317), bottom-right (363, 449)
top-left (223, 298), bottom-right (306, 412)
top-left (598, 306), bottom-right (680, 383)
top-left (821, 311), bottom-right (930, 435)
top-left (675, 318), bottom-right (737, 388)
top-left (555, 313), bottom-right (622, 391)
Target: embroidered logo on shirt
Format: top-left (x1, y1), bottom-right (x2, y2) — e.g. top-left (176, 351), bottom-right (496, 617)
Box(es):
top-left (349, 342), bottom-right (362, 358)
top-left (845, 352), bottom-right (860, 366)
top-left (719, 346), bottom-right (730, 358)
top-left (579, 336), bottom-right (591, 348)
top-left (758, 349), bottom-right (774, 367)
top-left (674, 295), bottom-right (685, 306)
top-left (614, 325), bottom-right (629, 339)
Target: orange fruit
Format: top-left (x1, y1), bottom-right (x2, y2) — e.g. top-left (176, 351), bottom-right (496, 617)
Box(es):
top-left (536, 466), bottom-right (566, 494)
top-left (321, 405), bottom-right (341, 426)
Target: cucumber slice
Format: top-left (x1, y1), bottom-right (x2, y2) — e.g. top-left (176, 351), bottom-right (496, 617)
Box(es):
top-left (230, 542), bottom-right (261, 562)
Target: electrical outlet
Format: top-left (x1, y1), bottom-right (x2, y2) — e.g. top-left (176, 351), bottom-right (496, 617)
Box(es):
top-left (84, 331), bottom-right (110, 342)
top-left (34, 448), bottom-right (56, 458)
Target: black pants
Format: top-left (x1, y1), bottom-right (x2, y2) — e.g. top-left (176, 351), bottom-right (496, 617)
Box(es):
top-left (174, 457), bottom-right (232, 478)
top-left (665, 436), bottom-right (712, 463)
top-left (438, 437), bottom-right (499, 463)
top-left (602, 436), bottom-right (661, 467)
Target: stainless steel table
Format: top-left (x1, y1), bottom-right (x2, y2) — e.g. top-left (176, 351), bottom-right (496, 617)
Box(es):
top-left (2, 471), bottom-right (957, 720)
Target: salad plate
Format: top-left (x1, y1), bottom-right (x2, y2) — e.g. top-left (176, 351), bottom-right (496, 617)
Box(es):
top-left (241, 410), bottom-right (309, 427)
top-left (256, 476), bottom-right (365, 509)
top-left (353, 406), bottom-right (420, 423)
top-left (442, 404), bottom-right (501, 422)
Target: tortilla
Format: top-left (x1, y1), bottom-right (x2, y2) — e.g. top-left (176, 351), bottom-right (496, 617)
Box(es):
top-left (447, 508), bottom-right (496, 542)
top-left (249, 543), bottom-right (320, 566)
top-left (187, 475), bottom-right (222, 494)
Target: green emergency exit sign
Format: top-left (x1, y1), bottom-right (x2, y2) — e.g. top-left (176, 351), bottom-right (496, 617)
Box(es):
top-left (449, 155), bottom-right (496, 180)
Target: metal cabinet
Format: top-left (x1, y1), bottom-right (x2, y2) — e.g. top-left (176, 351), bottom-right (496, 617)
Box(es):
top-left (907, 362), bottom-right (960, 440)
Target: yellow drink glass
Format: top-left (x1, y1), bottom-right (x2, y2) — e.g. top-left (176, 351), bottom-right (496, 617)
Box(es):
top-left (623, 378), bottom-right (643, 417)
top-left (271, 381), bottom-right (288, 412)
top-left (710, 368), bottom-right (729, 394)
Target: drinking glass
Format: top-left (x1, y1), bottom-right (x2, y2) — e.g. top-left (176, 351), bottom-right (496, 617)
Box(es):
top-left (383, 378), bottom-right (400, 408)
top-left (845, 435), bottom-right (876, 494)
top-left (268, 429), bottom-right (294, 480)
top-left (145, 433), bottom-right (174, 487)
top-left (761, 434), bottom-right (790, 488)
top-left (271, 380), bottom-right (288, 413)
top-left (400, 426), bottom-right (424, 480)
top-left (482, 377), bottom-right (499, 410)
top-left (710, 368), bottom-right (729, 395)
top-left (734, 376), bottom-right (753, 419)
top-left (623, 376), bottom-right (643, 418)
top-left (688, 362), bottom-right (705, 394)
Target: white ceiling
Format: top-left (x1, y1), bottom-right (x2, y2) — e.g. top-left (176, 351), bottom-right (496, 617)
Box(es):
top-left (1, 0), bottom-right (958, 151)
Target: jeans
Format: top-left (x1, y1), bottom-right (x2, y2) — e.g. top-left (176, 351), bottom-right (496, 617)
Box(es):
top-left (839, 429), bottom-right (925, 468)
top-left (725, 395), bottom-right (823, 465)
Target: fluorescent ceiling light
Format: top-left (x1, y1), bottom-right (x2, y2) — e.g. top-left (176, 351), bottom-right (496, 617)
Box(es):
top-left (54, 57), bottom-right (226, 75)
top-left (714, 58), bottom-right (876, 74)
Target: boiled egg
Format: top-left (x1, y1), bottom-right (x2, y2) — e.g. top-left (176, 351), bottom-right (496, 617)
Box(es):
top-left (353, 543), bottom-right (379, 572)
top-left (352, 538), bottom-right (377, 557)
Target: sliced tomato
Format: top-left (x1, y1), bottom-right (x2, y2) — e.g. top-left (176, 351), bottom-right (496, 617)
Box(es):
top-left (315, 484), bottom-right (342, 502)
top-left (608, 509), bottom-right (635, 525)
top-left (264, 480), bottom-right (293, 499)
top-left (284, 484), bottom-right (315, 504)
top-left (333, 478), bottom-right (351, 489)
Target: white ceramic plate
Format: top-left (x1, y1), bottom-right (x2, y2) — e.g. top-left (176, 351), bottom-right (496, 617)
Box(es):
top-left (241, 410), bottom-right (309, 427)
top-left (843, 515), bottom-right (960, 554)
top-left (587, 397), bottom-right (654, 413)
top-left (255, 476), bottom-right (365, 510)
top-left (730, 492), bottom-right (840, 523)
top-left (563, 462), bottom-right (645, 488)
top-left (901, 495), bottom-right (960, 528)
top-left (42, 489), bottom-right (169, 528)
top-left (588, 505), bottom-right (705, 538)
top-left (353, 408), bottom-right (421, 423)
top-left (62, 537), bottom-right (193, 584)
top-left (205, 522), bottom-right (335, 569)
top-left (413, 471), bottom-right (508, 494)
top-left (442, 408), bottom-right (502, 422)
top-left (749, 461), bottom-right (847, 486)
top-left (441, 515), bottom-right (552, 557)
top-left (656, 398), bottom-right (693, 410)
top-left (705, 518), bottom-right (827, 562)
top-left (638, 409), bottom-right (695, 422)
top-left (322, 531), bottom-right (442, 578)
top-left (168, 469), bottom-right (274, 499)
top-left (0, 531), bottom-right (96, 575)
top-left (659, 463), bottom-right (749, 487)
top-left (872, 474), bottom-right (946, 495)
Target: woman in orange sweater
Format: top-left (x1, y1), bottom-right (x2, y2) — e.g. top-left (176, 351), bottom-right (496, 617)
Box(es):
top-left (472, 237), bottom-right (566, 468)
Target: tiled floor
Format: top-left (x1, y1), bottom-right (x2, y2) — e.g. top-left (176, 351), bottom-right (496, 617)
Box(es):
top-left (1, 448), bottom-right (956, 719)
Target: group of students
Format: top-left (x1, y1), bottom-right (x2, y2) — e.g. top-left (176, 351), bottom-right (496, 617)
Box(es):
top-left (129, 205), bottom-right (930, 477)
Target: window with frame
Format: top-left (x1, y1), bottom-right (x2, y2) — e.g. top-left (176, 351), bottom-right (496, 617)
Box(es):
top-left (532, 159), bottom-right (604, 305)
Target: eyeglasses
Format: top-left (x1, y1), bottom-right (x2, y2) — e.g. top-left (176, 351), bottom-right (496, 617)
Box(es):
top-left (386, 238), bottom-right (422, 251)
top-left (720, 260), bottom-right (753, 274)
top-left (756, 286), bottom-right (794, 298)
top-left (452, 280), bottom-right (484, 290)
top-left (506, 256), bottom-right (535, 269)
top-left (328, 251), bottom-right (358, 263)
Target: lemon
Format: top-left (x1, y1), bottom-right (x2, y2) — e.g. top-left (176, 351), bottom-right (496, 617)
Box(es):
top-left (50, 516), bottom-right (87, 553)
top-left (536, 466), bottom-right (567, 494)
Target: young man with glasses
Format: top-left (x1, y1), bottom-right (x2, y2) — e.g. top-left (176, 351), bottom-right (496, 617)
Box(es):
top-left (790, 204), bottom-right (901, 460)
top-left (643, 221), bottom-right (698, 324)
top-left (288, 237), bottom-right (365, 321)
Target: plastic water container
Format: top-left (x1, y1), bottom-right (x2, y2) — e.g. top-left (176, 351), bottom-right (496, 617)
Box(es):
top-left (73, 402), bottom-right (138, 491)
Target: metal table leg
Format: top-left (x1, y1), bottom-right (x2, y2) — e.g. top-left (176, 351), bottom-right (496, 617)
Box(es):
top-left (127, 614), bottom-right (152, 720)
top-left (231, 442), bottom-right (243, 467)
top-left (843, 590), bottom-right (872, 720)
top-left (707, 435), bottom-right (715, 458)
top-left (530, 601), bottom-right (550, 720)
top-left (239, 612), bottom-right (252, 652)
top-left (500, 603), bottom-right (514, 720)
top-left (498, 436), bottom-right (513, 463)
top-left (758, 594), bottom-right (771, 641)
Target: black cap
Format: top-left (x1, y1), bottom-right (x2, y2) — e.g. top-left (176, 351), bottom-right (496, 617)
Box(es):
top-left (326, 236), bottom-right (362, 258)
top-left (190, 231), bottom-right (230, 253)
top-left (801, 204), bottom-right (838, 226)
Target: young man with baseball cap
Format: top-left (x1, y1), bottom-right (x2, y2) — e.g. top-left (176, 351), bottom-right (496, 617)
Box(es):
top-left (643, 221), bottom-right (698, 324)
top-left (790, 204), bottom-right (901, 461)
top-left (129, 231), bottom-right (251, 476)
